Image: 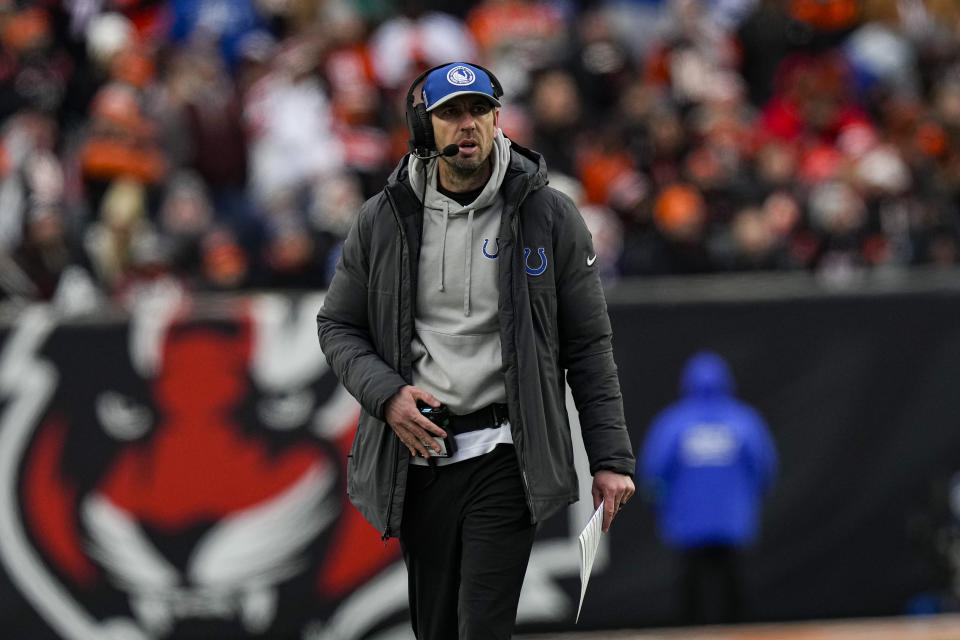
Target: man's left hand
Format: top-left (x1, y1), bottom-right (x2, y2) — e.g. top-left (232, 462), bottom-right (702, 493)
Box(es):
top-left (592, 471), bottom-right (635, 533)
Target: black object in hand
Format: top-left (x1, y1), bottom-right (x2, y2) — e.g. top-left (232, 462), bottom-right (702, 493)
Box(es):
top-left (416, 401), bottom-right (455, 457)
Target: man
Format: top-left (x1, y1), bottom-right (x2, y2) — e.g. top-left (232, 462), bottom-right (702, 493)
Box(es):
top-left (317, 62), bottom-right (635, 639)
top-left (639, 350), bottom-right (778, 624)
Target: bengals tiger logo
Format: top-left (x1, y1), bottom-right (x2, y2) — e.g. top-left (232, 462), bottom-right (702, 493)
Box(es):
top-left (0, 291), bottom-right (408, 639)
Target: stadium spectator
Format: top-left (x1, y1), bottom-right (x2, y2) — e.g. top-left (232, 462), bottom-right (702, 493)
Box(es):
top-left (466, 0), bottom-right (566, 95)
top-left (243, 35), bottom-right (344, 207)
top-left (78, 82), bottom-right (168, 210)
top-left (166, 0), bottom-right (267, 70)
top-left (528, 68), bottom-right (583, 177)
top-left (368, 9), bottom-right (478, 91)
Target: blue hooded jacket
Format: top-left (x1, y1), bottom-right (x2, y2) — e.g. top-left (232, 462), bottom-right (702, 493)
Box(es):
top-left (639, 351), bottom-right (778, 548)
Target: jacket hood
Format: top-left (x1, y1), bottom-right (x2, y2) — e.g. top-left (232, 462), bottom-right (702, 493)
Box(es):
top-left (502, 137), bottom-right (548, 197)
top-left (680, 351), bottom-right (734, 397)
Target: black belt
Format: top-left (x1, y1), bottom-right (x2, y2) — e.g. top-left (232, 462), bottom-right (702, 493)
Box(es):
top-left (447, 403), bottom-right (508, 435)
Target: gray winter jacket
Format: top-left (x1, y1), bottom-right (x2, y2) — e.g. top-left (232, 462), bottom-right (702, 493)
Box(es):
top-left (316, 141), bottom-right (635, 539)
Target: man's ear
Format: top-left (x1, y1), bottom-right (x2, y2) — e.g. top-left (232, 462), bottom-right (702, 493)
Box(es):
top-left (493, 108), bottom-right (500, 126)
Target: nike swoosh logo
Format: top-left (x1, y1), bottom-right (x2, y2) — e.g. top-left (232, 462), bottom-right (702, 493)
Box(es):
top-left (586, 254), bottom-right (597, 266)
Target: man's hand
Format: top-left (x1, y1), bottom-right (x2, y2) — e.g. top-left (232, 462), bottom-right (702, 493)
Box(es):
top-left (384, 385), bottom-right (447, 458)
top-left (592, 470), bottom-right (635, 533)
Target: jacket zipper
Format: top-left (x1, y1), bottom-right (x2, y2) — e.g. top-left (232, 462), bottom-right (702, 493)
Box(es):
top-left (382, 260), bottom-right (402, 542)
top-left (509, 201), bottom-right (536, 521)
top-left (382, 189), bottom-right (407, 541)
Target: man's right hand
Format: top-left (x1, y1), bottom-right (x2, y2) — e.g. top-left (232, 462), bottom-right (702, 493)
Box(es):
top-left (384, 385), bottom-right (447, 458)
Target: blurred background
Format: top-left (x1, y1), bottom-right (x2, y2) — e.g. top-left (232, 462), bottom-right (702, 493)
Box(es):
top-left (1, 0), bottom-right (960, 638)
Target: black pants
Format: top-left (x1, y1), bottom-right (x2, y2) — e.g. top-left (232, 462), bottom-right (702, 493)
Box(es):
top-left (680, 545), bottom-right (743, 625)
top-left (400, 444), bottom-right (536, 640)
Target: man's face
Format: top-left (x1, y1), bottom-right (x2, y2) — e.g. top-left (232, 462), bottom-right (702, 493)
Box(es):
top-left (430, 95), bottom-right (499, 176)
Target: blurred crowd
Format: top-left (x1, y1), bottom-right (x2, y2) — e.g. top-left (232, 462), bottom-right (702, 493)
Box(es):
top-left (2, 0), bottom-right (960, 309)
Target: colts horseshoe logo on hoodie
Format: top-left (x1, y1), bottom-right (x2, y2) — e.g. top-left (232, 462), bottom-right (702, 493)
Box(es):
top-left (482, 238), bottom-right (500, 259)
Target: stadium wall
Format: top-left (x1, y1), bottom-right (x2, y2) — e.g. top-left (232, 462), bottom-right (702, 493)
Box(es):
top-left (0, 272), bottom-right (958, 638)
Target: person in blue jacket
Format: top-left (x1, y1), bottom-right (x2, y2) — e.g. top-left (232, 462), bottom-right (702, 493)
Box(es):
top-left (639, 350), bottom-right (778, 625)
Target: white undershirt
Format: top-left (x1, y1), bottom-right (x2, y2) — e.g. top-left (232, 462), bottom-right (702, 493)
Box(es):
top-left (409, 421), bottom-right (513, 467)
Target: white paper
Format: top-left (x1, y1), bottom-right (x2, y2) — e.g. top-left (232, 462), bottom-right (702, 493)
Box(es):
top-left (576, 502), bottom-right (604, 623)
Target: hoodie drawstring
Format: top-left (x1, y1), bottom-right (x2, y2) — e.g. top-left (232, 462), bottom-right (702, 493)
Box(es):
top-left (463, 209), bottom-right (474, 316)
top-left (438, 205), bottom-right (449, 292)
top-left (435, 205), bottom-right (475, 317)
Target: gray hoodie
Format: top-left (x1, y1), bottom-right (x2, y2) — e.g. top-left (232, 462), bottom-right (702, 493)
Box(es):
top-left (406, 130), bottom-right (512, 416)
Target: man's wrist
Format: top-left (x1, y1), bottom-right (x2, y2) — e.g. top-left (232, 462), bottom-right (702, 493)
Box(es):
top-left (377, 383), bottom-right (408, 421)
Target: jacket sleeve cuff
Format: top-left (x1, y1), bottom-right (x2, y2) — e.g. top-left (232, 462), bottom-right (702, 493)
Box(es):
top-left (591, 461), bottom-right (636, 479)
top-left (370, 377), bottom-right (409, 422)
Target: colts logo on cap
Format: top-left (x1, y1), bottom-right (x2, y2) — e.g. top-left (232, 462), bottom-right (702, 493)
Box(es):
top-left (447, 65), bottom-right (476, 86)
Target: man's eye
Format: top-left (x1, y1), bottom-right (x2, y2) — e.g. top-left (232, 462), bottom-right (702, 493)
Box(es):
top-left (472, 105), bottom-right (491, 115)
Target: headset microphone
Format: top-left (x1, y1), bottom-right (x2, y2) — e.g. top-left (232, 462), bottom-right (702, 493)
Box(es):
top-left (416, 143), bottom-right (460, 160)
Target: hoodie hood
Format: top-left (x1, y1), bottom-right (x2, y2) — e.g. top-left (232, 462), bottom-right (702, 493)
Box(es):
top-left (387, 133), bottom-right (547, 203)
top-left (407, 128), bottom-right (512, 210)
top-left (680, 351), bottom-right (734, 398)
top-left (405, 130), bottom-right (512, 317)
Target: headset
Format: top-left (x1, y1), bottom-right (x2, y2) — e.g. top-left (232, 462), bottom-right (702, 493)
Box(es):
top-left (405, 62), bottom-right (504, 159)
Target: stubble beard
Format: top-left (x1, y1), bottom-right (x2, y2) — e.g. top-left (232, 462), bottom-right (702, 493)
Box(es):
top-left (441, 153), bottom-right (492, 190)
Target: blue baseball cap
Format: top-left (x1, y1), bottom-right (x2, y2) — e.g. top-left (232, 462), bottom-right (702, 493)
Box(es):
top-left (422, 63), bottom-right (502, 112)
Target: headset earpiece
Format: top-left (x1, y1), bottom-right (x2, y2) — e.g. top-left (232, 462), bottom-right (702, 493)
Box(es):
top-left (405, 65), bottom-right (437, 156)
top-left (406, 100), bottom-right (435, 156)
top-left (405, 62), bottom-right (503, 158)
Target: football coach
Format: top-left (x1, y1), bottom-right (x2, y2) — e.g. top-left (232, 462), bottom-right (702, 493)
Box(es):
top-left (317, 61), bottom-right (635, 639)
